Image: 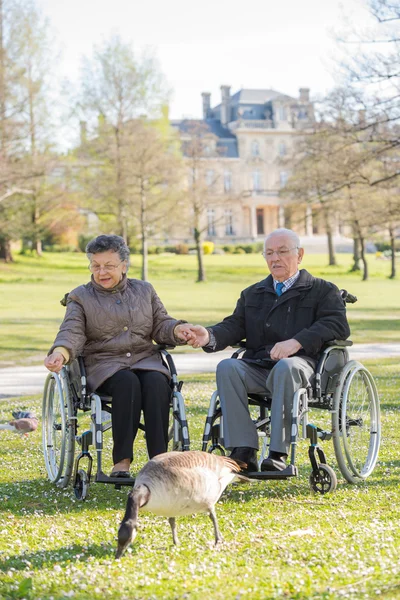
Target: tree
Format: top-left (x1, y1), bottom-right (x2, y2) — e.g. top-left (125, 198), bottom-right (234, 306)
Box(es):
top-left (180, 121), bottom-right (232, 282)
top-left (76, 36), bottom-right (168, 242)
top-left (0, 0), bottom-right (62, 259)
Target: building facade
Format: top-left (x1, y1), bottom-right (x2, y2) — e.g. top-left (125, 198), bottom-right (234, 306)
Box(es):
top-left (171, 86), bottom-right (316, 243)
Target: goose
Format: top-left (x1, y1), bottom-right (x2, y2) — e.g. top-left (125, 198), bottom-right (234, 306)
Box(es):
top-left (0, 411), bottom-right (38, 435)
top-left (116, 450), bottom-right (249, 558)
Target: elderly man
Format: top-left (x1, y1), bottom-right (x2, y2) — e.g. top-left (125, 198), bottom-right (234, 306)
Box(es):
top-left (188, 228), bottom-right (350, 473)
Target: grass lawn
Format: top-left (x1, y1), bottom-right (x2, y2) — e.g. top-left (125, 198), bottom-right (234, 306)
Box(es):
top-left (0, 359), bottom-right (399, 599)
top-left (1, 251), bottom-right (400, 367)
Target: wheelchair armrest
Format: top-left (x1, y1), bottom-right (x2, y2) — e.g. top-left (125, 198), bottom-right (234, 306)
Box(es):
top-left (153, 344), bottom-right (176, 351)
top-left (324, 339), bottom-right (353, 347)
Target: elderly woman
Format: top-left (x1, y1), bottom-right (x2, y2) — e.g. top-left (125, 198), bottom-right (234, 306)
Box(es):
top-left (44, 234), bottom-right (193, 477)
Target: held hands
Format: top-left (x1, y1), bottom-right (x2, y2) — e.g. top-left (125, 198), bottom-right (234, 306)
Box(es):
top-left (270, 339), bottom-right (302, 361)
top-left (44, 351), bottom-right (65, 373)
top-left (173, 324), bottom-right (210, 348)
top-left (186, 325), bottom-right (210, 348)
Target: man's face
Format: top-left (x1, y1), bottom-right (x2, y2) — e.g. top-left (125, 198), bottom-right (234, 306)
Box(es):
top-left (264, 233), bottom-right (304, 282)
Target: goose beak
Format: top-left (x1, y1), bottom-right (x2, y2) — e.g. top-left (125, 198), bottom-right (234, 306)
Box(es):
top-left (115, 522), bottom-right (137, 559)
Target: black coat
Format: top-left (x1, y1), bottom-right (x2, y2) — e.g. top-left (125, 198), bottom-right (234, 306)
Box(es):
top-left (205, 269), bottom-right (350, 362)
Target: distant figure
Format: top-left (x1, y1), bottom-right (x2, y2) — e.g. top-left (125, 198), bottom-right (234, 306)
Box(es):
top-left (0, 411), bottom-right (38, 435)
top-left (44, 234), bottom-right (195, 478)
top-left (187, 228), bottom-right (350, 473)
top-left (116, 451), bottom-right (249, 558)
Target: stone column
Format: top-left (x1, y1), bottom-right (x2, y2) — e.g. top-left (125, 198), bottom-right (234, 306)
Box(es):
top-left (278, 205), bottom-right (285, 228)
top-left (250, 205), bottom-right (257, 239)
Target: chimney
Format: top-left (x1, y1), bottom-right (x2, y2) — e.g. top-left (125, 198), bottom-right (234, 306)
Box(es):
top-left (220, 85), bottom-right (231, 126)
top-left (299, 88), bottom-right (310, 102)
top-left (201, 92), bottom-right (211, 120)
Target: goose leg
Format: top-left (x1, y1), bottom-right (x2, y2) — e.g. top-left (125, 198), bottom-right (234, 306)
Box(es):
top-left (209, 507), bottom-right (222, 545)
top-left (168, 517), bottom-right (179, 545)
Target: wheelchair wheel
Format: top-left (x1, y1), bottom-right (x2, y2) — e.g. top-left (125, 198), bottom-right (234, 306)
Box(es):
top-left (332, 361), bottom-right (381, 484)
top-left (309, 464), bottom-right (337, 494)
top-left (74, 469), bottom-right (89, 500)
top-left (42, 370), bottom-right (76, 488)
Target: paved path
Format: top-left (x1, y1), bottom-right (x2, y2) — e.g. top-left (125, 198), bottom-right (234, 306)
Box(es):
top-left (0, 343), bottom-right (399, 399)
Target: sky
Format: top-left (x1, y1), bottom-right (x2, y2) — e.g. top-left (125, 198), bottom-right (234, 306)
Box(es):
top-left (36, 0), bottom-right (376, 120)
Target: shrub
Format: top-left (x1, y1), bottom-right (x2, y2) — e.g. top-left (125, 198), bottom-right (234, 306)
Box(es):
top-left (78, 234), bottom-right (94, 253)
top-left (233, 247), bottom-right (246, 254)
top-left (222, 245), bottom-right (235, 254)
top-left (203, 241), bottom-right (215, 255)
top-left (175, 243), bottom-right (189, 255)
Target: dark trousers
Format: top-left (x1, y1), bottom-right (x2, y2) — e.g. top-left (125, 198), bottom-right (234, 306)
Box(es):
top-left (97, 369), bottom-right (171, 464)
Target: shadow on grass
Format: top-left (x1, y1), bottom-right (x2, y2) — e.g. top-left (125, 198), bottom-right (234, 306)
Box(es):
top-left (0, 541), bottom-right (116, 572)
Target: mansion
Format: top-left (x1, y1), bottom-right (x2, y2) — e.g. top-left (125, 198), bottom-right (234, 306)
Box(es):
top-left (170, 86), bottom-right (328, 244)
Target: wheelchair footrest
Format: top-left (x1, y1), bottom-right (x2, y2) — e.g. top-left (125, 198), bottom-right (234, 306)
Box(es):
top-left (246, 464), bottom-right (298, 480)
top-left (95, 471), bottom-right (136, 486)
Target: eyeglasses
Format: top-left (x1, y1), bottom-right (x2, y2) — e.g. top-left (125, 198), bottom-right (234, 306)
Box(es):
top-left (262, 247), bottom-right (298, 258)
top-left (89, 261), bottom-right (124, 273)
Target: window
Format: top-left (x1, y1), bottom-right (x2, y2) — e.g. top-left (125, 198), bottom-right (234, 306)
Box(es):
top-left (205, 170), bottom-right (214, 187)
top-left (279, 106), bottom-right (287, 121)
top-left (278, 142), bottom-right (287, 157)
top-left (252, 170), bottom-right (261, 191)
top-left (251, 140), bottom-right (260, 157)
top-left (256, 209), bottom-right (264, 235)
top-left (280, 171), bottom-right (288, 187)
top-left (223, 170), bottom-right (232, 193)
top-left (225, 209), bottom-right (234, 235)
top-left (207, 208), bottom-right (216, 236)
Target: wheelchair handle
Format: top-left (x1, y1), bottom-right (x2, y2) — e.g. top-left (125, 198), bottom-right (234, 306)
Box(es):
top-left (340, 289), bottom-right (358, 304)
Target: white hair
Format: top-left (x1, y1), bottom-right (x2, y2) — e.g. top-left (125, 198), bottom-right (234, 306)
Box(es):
top-left (264, 228), bottom-right (301, 250)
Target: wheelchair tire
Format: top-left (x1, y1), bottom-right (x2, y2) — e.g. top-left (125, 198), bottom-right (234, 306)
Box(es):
top-left (42, 370), bottom-right (76, 488)
top-left (332, 360), bottom-right (381, 484)
top-left (309, 464), bottom-right (337, 494)
top-left (208, 445), bottom-right (226, 456)
top-left (74, 469), bottom-right (88, 500)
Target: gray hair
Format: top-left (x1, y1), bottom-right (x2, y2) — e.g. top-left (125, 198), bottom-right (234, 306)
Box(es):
top-left (86, 234), bottom-right (130, 266)
top-left (264, 228), bottom-right (301, 251)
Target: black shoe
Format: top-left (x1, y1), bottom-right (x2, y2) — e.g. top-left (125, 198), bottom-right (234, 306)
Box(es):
top-left (229, 447), bottom-right (258, 473)
top-left (260, 452), bottom-right (288, 472)
top-left (110, 470), bottom-right (131, 478)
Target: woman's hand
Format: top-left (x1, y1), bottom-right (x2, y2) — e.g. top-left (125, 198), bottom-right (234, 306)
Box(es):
top-left (44, 351), bottom-right (65, 373)
top-left (174, 323), bottom-right (197, 344)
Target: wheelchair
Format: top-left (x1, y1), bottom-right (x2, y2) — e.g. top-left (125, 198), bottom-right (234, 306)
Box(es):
top-left (42, 346), bottom-right (190, 500)
top-left (201, 291), bottom-right (381, 494)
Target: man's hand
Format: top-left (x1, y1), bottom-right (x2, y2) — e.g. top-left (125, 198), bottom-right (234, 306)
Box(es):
top-left (44, 351), bottom-right (65, 373)
top-left (270, 339), bottom-right (302, 361)
top-left (186, 325), bottom-right (210, 348)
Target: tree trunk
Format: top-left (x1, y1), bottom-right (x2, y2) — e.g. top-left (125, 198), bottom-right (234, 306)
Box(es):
top-left (322, 205), bottom-right (336, 265)
top-left (389, 226), bottom-right (396, 279)
top-left (194, 227), bottom-right (205, 282)
top-left (140, 186), bottom-right (148, 281)
top-left (359, 236), bottom-right (368, 281)
top-left (350, 237), bottom-right (361, 272)
top-left (35, 238), bottom-right (42, 256)
top-left (0, 236), bottom-right (13, 262)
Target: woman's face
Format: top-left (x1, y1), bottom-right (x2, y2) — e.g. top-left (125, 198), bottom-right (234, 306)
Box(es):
top-left (89, 250), bottom-right (127, 289)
